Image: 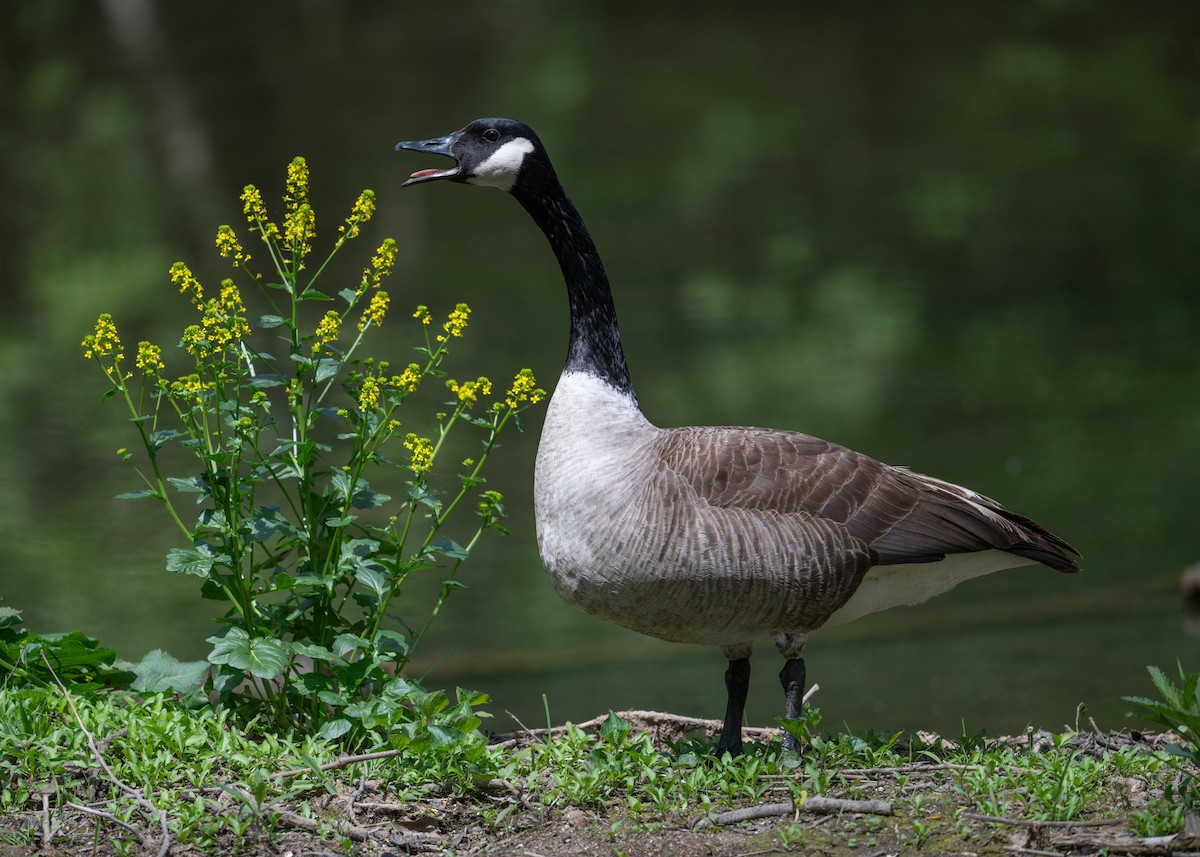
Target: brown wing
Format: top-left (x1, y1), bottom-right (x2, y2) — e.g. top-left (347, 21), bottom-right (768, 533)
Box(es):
top-left (657, 425), bottom-right (1080, 573)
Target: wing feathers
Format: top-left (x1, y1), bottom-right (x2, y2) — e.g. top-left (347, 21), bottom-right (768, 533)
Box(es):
top-left (659, 425), bottom-right (1080, 575)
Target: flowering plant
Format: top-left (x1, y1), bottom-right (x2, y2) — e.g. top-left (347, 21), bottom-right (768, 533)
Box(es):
top-left (82, 158), bottom-right (543, 744)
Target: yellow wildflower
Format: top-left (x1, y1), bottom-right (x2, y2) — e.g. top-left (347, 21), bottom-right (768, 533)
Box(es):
top-left (135, 341), bottom-right (164, 375)
top-left (170, 373), bottom-right (206, 403)
top-left (404, 433), bottom-right (435, 475)
top-left (284, 202), bottom-right (316, 255)
top-left (215, 225), bottom-right (249, 264)
top-left (313, 310), bottom-right (341, 352)
top-left (391, 362), bottom-right (422, 394)
top-left (504, 368), bottom-right (545, 408)
top-left (413, 305), bottom-right (431, 325)
top-left (82, 313), bottom-right (123, 361)
top-left (439, 303), bottom-right (470, 342)
top-left (358, 290), bottom-right (389, 331)
top-left (170, 262), bottom-right (203, 307)
top-left (447, 375), bottom-right (491, 408)
top-left (218, 280), bottom-right (246, 316)
top-left (358, 375), bottom-right (382, 411)
top-left (340, 189), bottom-right (376, 242)
top-left (358, 238), bottom-right (398, 294)
top-left (285, 156), bottom-right (309, 208)
top-left (241, 185), bottom-right (280, 239)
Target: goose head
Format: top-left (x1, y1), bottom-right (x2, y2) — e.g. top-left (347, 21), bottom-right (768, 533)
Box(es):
top-left (395, 117), bottom-right (549, 193)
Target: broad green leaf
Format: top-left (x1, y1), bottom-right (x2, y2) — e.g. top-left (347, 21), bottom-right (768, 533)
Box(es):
top-left (332, 633), bottom-right (369, 659)
top-left (317, 719), bottom-right (352, 740)
top-left (315, 358), bottom-right (341, 384)
top-left (291, 642), bottom-right (336, 662)
top-left (149, 429), bottom-right (185, 449)
top-left (257, 314), bottom-right (288, 329)
top-left (166, 547), bottom-right (218, 577)
top-left (249, 373), bottom-right (287, 388)
top-left (127, 649), bottom-right (208, 694)
top-left (600, 710), bottom-right (633, 743)
top-left (167, 475), bottom-right (209, 494)
top-left (431, 538), bottom-right (469, 560)
top-left (299, 287), bottom-right (332, 302)
top-left (339, 288), bottom-right (357, 304)
top-left (206, 628), bottom-right (289, 679)
top-left (354, 565), bottom-right (387, 599)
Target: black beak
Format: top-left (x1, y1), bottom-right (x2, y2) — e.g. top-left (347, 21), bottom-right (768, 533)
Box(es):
top-left (395, 132), bottom-right (461, 186)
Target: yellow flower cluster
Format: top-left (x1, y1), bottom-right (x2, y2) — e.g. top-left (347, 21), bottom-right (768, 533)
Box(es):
top-left (358, 238), bottom-right (397, 293)
top-left (82, 314), bottom-right (123, 361)
top-left (283, 157), bottom-right (316, 254)
top-left (340, 189), bottom-right (376, 242)
top-left (358, 290), bottom-right (389, 331)
top-left (136, 341), bottom-right (164, 375)
top-left (447, 375), bottom-right (491, 408)
top-left (284, 202), bottom-right (316, 255)
top-left (404, 433), bottom-right (435, 474)
top-left (358, 375), bottom-right (382, 411)
top-left (391, 362), bottom-right (422, 394)
top-left (170, 373), bottom-right (207, 403)
top-left (313, 310), bottom-right (342, 352)
top-left (215, 225), bottom-right (249, 265)
top-left (218, 280), bottom-right (246, 316)
top-left (241, 184), bottom-right (280, 239)
top-left (413, 305), bottom-right (432, 325)
top-left (504, 368), bottom-right (545, 408)
top-left (439, 303), bottom-right (471, 342)
top-left (170, 262), bottom-right (203, 307)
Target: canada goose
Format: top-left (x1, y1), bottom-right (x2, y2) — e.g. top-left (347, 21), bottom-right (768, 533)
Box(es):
top-left (396, 118), bottom-right (1080, 754)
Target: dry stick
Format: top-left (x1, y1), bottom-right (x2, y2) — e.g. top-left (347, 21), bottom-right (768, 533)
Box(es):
top-left (41, 652), bottom-right (171, 857)
top-left (694, 796), bottom-right (893, 830)
top-left (67, 802), bottom-right (147, 840)
top-left (346, 773), bottom-right (368, 826)
top-left (40, 792), bottom-right (51, 851)
top-left (274, 748), bottom-right (403, 779)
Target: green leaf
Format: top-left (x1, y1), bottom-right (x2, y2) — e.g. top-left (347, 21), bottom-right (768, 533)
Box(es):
top-left (206, 628), bottom-right (289, 679)
top-left (114, 488), bottom-right (160, 500)
top-left (600, 710), bottom-right (633, 743)
top-left (166, 547), bottom-right (219, 577)
top-left (258, 314), bottom-right (288, 329)
top-left (149, 429), bottom-right (186, 450)
top-left (315, 358), bottom-right (341, 384)
top-left (354, 565), bottom-right (387, 599)
top-left (249, 374), bottom-right (287, 389)
top-left (324, 515), bottom-right (356, 527)
top-left (291, 642), bottom-right (336, 662)
top-left (431, 538), bottom-right (469, 560)
top-left (376, 630), bottom-right (410, 658)
top-left (127, 649), bottom-right (208, 694)
top-left (299, 288), bottom-right (332, 301)
top-left (339, 288), bottom-right (357, 304)
top-left (318, 719), bottom-right (352, 740)
top-left (332, 633), bottom-right (369, 659)
top-left (167, 475), bottom-right (209, 494)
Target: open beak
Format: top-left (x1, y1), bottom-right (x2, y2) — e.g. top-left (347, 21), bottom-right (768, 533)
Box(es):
top-left (395, 132), bottom-right (461, 186)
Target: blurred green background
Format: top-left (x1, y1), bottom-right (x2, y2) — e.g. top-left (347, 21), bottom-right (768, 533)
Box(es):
top-left (2, 0), bottom-right (1197, 736)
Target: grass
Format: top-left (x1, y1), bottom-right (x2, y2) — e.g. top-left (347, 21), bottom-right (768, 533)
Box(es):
top-left (0, 688), bottom-right (1190, 856)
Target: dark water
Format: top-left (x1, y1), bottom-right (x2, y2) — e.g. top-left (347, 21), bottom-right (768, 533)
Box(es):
top-left (2, 2), bottom-right (1197, 737)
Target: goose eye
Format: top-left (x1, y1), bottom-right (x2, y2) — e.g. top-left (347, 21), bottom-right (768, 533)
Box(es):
top-left (482, 128), bottom-right (501, 143)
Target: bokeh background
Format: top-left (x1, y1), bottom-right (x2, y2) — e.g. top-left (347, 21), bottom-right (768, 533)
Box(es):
top-left (2, 0), bottom-right (1197, 737)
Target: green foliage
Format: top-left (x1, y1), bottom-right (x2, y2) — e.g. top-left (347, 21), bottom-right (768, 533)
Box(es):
top-left (0, 608), bottom-right (133, 694)
top-left (80, 161), bottom-right (544, 744)
top-left (1124, 664), bottom-right (1200, 767)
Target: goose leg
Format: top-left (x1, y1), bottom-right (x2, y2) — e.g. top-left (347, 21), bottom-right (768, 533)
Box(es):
top-left (716, 656), bottom-right (751, 756)
top-left (779, 657), bottom-right (806, 753)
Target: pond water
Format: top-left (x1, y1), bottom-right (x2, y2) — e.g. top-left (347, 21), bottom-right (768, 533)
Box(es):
top-left (2, 2), bottom-right (1197, 737)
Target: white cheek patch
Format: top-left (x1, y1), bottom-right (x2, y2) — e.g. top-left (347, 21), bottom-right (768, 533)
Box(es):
top-left (469, 137), bottom-right (535, 190)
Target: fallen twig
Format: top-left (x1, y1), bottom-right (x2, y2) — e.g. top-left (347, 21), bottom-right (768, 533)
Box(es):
top-left (274, 748), bottom-right (403, 779)
top-left (42, 652), bottom-right (171, 857)
top-left (67, 802), bottom-right (147, 840)
top-left (694, 795), bottom-right (893, 829)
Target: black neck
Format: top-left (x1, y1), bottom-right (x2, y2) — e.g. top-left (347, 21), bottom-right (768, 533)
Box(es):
top-left (512, 178), bottom-right (635, 398)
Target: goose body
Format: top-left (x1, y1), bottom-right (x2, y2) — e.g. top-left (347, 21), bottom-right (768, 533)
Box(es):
top-left (397, 118), bottom-right (1080, 753)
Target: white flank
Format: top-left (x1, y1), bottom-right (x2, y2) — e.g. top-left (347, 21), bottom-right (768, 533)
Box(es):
top-left (470, 137), bottom-right (536, 190)
top-left (823, 549), bottom-right (1037, 628)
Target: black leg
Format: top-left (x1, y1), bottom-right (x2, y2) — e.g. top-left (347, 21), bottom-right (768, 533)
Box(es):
top-left (779, 657), bottom-right (806, 753)
top-left (716, 657), bottom-right (751, 756)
